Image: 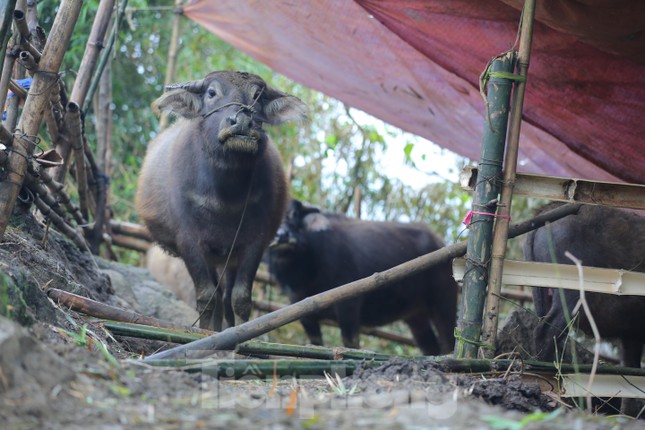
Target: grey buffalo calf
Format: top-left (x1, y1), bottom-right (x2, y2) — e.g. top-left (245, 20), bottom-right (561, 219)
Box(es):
top-left (267, 199), bottom-right (458, 355)
top-left (524, 203), bottom-right (645, 367)
top-left (136, 71), bottom-right (306, 330)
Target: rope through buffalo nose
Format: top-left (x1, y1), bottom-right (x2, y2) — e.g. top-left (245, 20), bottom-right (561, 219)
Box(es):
top-left (201, 86), bottom-right (265, 119)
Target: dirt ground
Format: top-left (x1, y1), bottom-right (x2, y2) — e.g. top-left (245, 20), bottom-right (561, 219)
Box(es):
top-left (0, 211), bottom-right (643, 430)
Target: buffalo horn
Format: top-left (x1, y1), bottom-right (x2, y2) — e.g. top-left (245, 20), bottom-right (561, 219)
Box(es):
top-left (165, 79), bottom-right (205, 93)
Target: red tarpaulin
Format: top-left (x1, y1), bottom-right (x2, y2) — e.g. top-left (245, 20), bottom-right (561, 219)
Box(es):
top-left (183, 0), bottom-right (645, 185)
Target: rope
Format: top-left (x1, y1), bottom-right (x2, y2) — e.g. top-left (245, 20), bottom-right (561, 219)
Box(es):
top-left (201, 86), bottom-right (264, 119)
top-left (454, 327), bottom-right (495, 359)
top-left (462, 210), bottom-right (511, 227)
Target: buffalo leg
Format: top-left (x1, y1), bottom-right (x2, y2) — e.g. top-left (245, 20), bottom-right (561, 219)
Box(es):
top-left (178, 240), bottom-right (223, 331)
top-left (335, 299), bottom-right (362, 349)
top-left (406, 314), bottom-right (441, 356)
top-left (534, 289), bottom-right (579, 361)
top-left (620, 339), bottom-right (644, 417)
top-left (300, 316), bottom-right (324, 346)
top-left (222, 270), bottom-right (236, 329)
top-left (230, 246), bottom-right (264, 326)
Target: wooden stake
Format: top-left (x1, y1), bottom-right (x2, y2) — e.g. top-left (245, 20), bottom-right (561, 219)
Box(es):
top-left (0, 0), bottom-right (82, 239)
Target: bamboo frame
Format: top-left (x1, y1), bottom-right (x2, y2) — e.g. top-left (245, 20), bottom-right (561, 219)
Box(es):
top-left (453, 258), bottom-right (645, 297)
top-left (481, 0), bottom-right (536, 358)
top-left (32, 193), bottom-right (89, 252)
top-left (143, 203), bottom-right (582, 362)
top-left (460, 169), bottom-right (645, 211)
top-left (35, 164), bottom-right (87, 226)
top-left (84, 0), bottom-right (129, 109)
top-left (53, 0), bottom-right (114, 183)
top-left (0, 0), bottom-right (82, 240)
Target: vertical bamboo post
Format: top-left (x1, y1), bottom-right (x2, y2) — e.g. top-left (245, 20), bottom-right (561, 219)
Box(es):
top-left (88, 57), bottom-right (112, 255)
top-left (83, 0), bottom-right (128, 110)
top-left (53, 0), bottom-right (114, 184)
top-left (159, 0), bottom-right (183, 131)
top-left (0, 1), bottom-right (17, 116)
top-left (0, 0), bottom-right (82, 239)
top-left (454, 52), bottom-right (515, 359)
top-left (0, 0), bottom-right (17, 90)
top-left (480, 0), bottom-right (536, 358)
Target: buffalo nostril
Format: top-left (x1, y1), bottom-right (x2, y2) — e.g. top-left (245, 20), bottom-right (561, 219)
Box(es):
top-left (227, 115), bottom-right (237, 126)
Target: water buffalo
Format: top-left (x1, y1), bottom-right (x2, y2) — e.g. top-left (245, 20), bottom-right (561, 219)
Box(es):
top-left (135, 71), bottom-right (306, 330)
top-left (524, 203), bottom-right (645, 369)
top-left (266, 199), bottom-right (458, 355)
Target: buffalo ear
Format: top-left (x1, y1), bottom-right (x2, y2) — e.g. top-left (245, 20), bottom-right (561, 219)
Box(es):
top-left (151, 89), bottom-right (203, 119)
top-left (262, 88), bottom-right (308, 125)
top-left (303, 213), bottom-right (331, 232)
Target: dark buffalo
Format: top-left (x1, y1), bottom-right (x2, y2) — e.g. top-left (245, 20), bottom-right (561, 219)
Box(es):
top-left (524, 203), bottom-right (645, 416)
top-left (524, 203), bottom-right (645, 366)
top-left (266, 199), bottom-right (458, 355)
top-left (136, 71), bottom-right (306, 330)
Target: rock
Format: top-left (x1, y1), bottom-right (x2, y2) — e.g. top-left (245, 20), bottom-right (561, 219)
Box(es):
top-left (99, 260), bottom-right (198, 326)
top-left (0, 316), bottom-right (74, 415)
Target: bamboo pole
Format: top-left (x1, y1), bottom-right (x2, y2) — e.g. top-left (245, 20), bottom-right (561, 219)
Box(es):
top-left (253, 300), bottom-right (416, 346)
top-left (35, 164), bottom-right (86, 226)
top-left (481, 1), bottom-right (536, 358)
top-left (158, 0), bottom-right (183, 131)
top-left (0, 0), bottom-right (17, 101)
top-left (144, 203), bottom-right (582, 362)
top-left (24, 167), bottom-right (72, 223)
top-left (111, 233), bottom-right (150, 252)
top-left (109, 219), bottom-right (151, 241)
top-left (456, 52), bottom-right (516, 359)
top-left (0, 0), bottom-right (82, 240)
top-left (46, 287), bottom-right (213, 336)
top-left (83, 0), bottom-right (129, 111)
top-left (64, 101), bottom-right (90, 221)
top-left (88, 56), bottom-right (112, 255)
top-left (0, 27), bottom-right (18, 122)
top-left (103, 321), bottom-right (394, 361)
top-left (142, 356), bottom-right (645, 380)
top-left (32, 193), bottom-right (90, 252)
top-left (144, 358), bottom-right (374, 379)
top-left (54, 0), bottom-right (115, 184)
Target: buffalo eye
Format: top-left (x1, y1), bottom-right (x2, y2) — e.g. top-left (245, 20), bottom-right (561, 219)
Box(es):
top-left (207, 88), bottom-right (217, 98)
top-left (253, 88), bottom-right (263, 100)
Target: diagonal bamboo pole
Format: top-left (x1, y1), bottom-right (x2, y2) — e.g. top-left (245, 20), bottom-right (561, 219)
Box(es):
top-left (0, 0), bottom-right (82, 240)
top-left (144, 203), bottom-right (582, 362)
top-left (481, 0), bottom-right (536, 358)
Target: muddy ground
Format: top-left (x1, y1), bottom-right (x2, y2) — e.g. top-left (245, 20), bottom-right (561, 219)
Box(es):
top-left (0, 211), bottom-right (643, 429)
